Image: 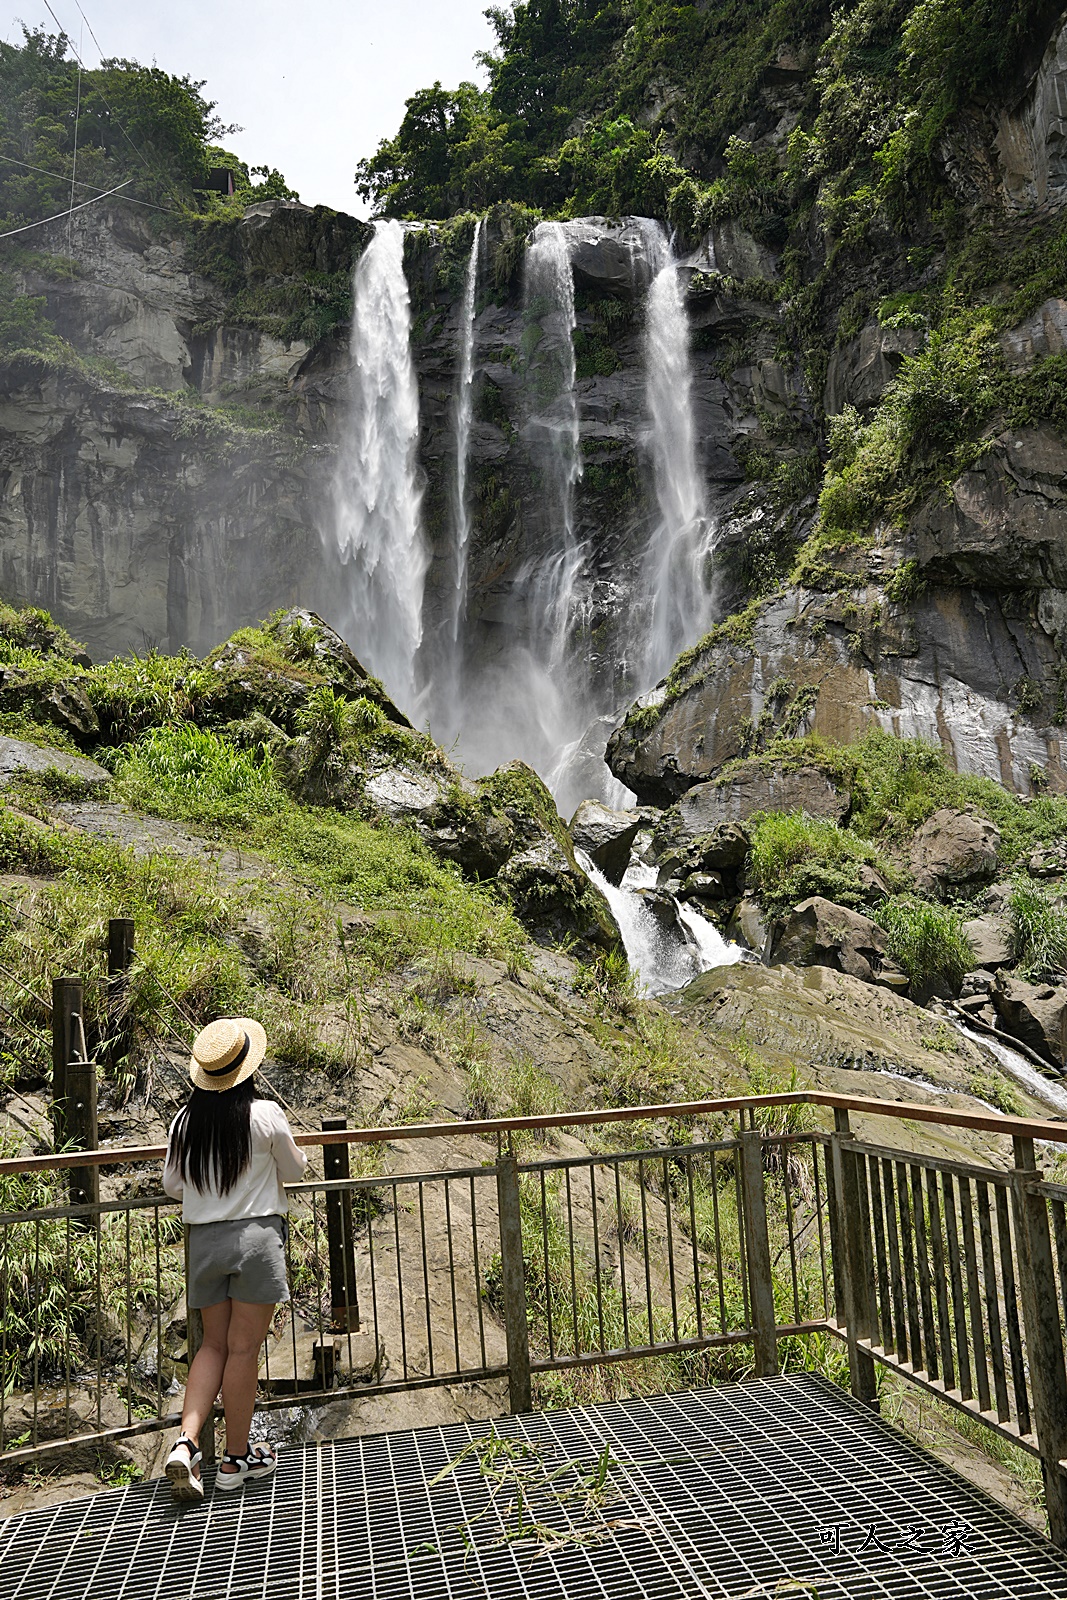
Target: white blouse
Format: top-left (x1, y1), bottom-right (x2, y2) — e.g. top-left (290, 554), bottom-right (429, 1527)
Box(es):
top-left (163, 1099), bottom-right (308, 1224)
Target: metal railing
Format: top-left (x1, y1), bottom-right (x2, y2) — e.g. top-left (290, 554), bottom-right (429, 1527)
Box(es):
top-left (2, 1091), bottom-right (1067, 1543)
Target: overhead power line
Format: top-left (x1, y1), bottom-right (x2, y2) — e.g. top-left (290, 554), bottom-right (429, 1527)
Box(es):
top-left (0, 152), bottom-right (178, 214)
top-left (0, 178), bottom-right (131, 240)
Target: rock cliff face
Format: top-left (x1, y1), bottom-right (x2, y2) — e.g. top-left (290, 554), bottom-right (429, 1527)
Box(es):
top-left (608, 13), bottom-right (1067, 807)
top-left (4, 13), bottom-right (1067, 819)
top-left (0, 204), bottom-right (367, 657)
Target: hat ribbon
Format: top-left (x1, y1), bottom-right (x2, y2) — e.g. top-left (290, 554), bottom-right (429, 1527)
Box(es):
top-left (202, 1032), bottom-right (251, 1077)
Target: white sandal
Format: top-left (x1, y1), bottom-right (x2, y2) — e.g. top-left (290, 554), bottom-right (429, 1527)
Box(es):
top-left (215, 1442), bottom-right (278, 1492)
top-left (165, 1434), bottom-right (204, 1502)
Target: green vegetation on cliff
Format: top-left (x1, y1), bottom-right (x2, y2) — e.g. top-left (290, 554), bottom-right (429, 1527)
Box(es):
top-left (357, 1), bottom-right (1052, 228)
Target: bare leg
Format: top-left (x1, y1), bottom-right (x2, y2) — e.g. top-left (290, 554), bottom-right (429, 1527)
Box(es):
top-left (180, 1300), bottom-right (231, 1454)
top-left (219, 1300), bottom-right (275, 1470)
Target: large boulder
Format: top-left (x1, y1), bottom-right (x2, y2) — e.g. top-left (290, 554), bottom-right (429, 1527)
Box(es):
top-left (210, 610), bottom-right (409, 731)
top-left (991, 972), bottom-right (1067, 1069)
top-left (665, 765), bottom-right (848, 847)
top-left (568, 799), bottom-right (643, 885)
top-left (961, 914), bottom-right (1011, 970)
top-left (726, 894), bottom-right (770, 956)
top-left (0, 734), bottom-right (109, 788)
top-left (910, 809), bottom-right (1000, 894)
top-left (497, 833), bottom-right (619, 949)
top-left (0, 670), bottom-right (99, 744)
top-left (769, 896), bottom-right (896, 987)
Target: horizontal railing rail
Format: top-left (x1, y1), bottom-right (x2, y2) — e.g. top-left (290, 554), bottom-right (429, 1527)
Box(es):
top-left (3, 1089), bottom-right (1066, 1176)
top-left (3, 1093), bottom-right (1067, 1543)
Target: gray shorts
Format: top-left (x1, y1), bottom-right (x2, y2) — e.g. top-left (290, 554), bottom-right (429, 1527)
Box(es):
top-left (187, 1215), bottom-right (291, 1309)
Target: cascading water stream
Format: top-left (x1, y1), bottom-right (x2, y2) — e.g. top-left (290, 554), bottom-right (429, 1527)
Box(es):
top-left (577, 848), bottom-right (742, 996)
top-left (954, 1022), bottom-right (1067, 1114)
top-left (639, 222), bottom-right (714, 686)
top-left (332, 218), bottom-right (427, 715)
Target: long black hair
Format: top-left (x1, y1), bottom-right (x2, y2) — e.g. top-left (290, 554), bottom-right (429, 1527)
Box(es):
top-left (171, 1078), bottom-right (258, 1195)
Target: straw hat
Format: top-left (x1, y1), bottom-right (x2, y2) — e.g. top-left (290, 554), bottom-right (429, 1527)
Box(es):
top-left (189, 1017), bottom-right (267, 1092)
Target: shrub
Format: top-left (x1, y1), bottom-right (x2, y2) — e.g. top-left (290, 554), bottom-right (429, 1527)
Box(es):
top-left (1007, 879), bottom-right (1067, 981)
top-left (85, 651), bottom-right (216, 742)
top-left (747, 811), bottom-right (890, 918)
top-left (876, 897), bottom-right (974, 1002)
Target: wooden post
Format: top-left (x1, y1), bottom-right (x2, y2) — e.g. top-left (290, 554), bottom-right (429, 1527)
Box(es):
top-left (65, 1048), bottom-right (99, 1220)
top-left (322, 1117), bottom-right (359, 1331)
top-left (104, 918), bottom-right (136, 1078)
top-left (1011, 1136), bottom-right (1067, 1547)
top-left (496, 1149), bottom-right (532, 1415)
top-left (740, 1128), bottom-right (779, 1376)
top-left (830, 1108), bottom-right (879, 1405)
top-left (51, 976), bottom-right (82, 1143)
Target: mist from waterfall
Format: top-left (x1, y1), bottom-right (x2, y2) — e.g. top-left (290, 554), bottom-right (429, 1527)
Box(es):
top-left (332, 218), bottom-right (427, 715)
top-left (446, 218), bottom-right (612, 815)
top-left (639, 222), bottom-right (714, 686)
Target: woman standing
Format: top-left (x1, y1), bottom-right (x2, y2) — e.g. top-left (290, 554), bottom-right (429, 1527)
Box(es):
top-left (162, 1017), bottom-right (307, 1501)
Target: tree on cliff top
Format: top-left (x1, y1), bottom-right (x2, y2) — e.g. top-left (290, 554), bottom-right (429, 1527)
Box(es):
top-left (0, 27), bottom-right (254, 229)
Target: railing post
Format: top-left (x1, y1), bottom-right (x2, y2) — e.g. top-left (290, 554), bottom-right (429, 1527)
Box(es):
top-left (104, 918), bottom-right (136, 1078)
top-left (51, 975), bottom-right (82, 1143)
top-left (322, 1117), bottom-right (359, 1331)
top-left (496, 1148), bottom-right (531, 1415)
top-left (830, 1108), bottom-right (878, 1405)
top-left (740, 1126), bottom-right (778, 1376)
top-left (1011, 1136), bottom-right (1067, 1547)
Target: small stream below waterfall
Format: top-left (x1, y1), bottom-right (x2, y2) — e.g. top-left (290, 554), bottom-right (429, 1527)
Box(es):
top-left (955, 1022), bottom-right (1067, 1115)
top-left (576, 849), bottom-right (742, 996)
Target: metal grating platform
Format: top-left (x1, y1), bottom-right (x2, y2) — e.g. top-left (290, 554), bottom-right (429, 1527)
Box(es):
top-left (2, 1373), bottom-right (1067, 1599)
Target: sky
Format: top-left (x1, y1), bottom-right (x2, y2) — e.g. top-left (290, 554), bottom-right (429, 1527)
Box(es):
top-left (4, 0), bottom-right (498, 214)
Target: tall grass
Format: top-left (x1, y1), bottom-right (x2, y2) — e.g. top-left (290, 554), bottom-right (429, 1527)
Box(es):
top-left (876, 896), bottom-right (974, 1000)
top-left (1007, 879), bottom-right (1067, 981)
top-left (747, 809), bottom-right (893, 916)
top-left (114, 723), bottom-right (278, 825)
top-left (0, 1143), bottom-right (184, 1409)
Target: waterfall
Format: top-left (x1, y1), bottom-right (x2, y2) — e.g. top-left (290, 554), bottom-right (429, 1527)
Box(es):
top-left (433, 216), bottom-right (483, 745)
top-left (332, 219), bottom-right (427, 715)
top-left (522, 220), bottom-right (585, 674)
top-left (449, 217), bottom-right (604, 815)
top-left (640, 222), bottom-right (714, 685)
